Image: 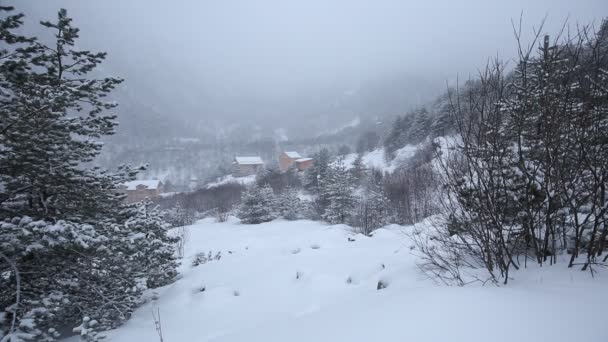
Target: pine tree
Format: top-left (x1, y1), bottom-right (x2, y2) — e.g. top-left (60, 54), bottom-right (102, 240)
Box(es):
top-left (321, 160), bottom-right (355, 224)
top-left (0, 7), bottom-right (177, 340)
top-left (0, 8), bottom-right (124, 222)
top-left (238, 184), bottom-right (277, 224)
top-left (123, 201), bottom-right (179, 288)
top-left (383, 116), bottom-right (404, 157)
top-left (304, 148), bottom-right (331, 193)
top-left (277, 187), bottom-right (301, 220)
top-left (429, 111), bottom-right (452, 137)
top-left (352, 172), bottom-right (388, 236)
top-left (350, 154), bottom-right (366, 185)
top-left (164, 200), bottom-right (194, 227)
top-left (411, 108), bottom-right (431, 142)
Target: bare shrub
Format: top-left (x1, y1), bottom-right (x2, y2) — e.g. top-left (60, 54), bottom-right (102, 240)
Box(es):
top-left (416, 21), bottom-right (608, 284)
top-left (175, 226), bottom-right (189, 258)
top-left (192, 251), bottom-right (222, 267)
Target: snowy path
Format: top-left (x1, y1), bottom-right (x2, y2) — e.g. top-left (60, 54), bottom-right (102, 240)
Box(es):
top-left (107, 219), bottom-right (608, 342)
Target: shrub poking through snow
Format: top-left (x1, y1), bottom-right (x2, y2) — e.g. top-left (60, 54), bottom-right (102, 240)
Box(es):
top-left (192, 251), bottom-right (222, 267)
top-left (73, 317), bottom-right (104, 342)
top-left (377, 280), bottom-right (388, 290)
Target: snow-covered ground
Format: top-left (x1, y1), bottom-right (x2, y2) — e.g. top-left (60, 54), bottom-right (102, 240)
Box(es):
top-left (106, 218), bottom-right (607, 342)
top-left (341, 145), bottom-right (419, 173)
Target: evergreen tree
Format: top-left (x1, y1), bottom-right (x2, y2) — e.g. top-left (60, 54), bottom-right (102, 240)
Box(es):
top-left (411, 108), bottom-right (432, 142)
top-left (350, 154), bottom-right (367, 185)
top-left (277, 186), bottom-right (301, 220)
top-left (352, 172), bottom-right (389, 236)
top-left (321, 160), bottom-right (355, 224)
top-left (0, 8), bottom-right (124, 222)
top-left (384, 113), bottom-right (417, 157)
top-left (383, 116), bottom-right (405, 157)
top-left (123, 201), bottom-right (179, 288)
top-left (238, 184), bottom-right (277, 224)
top-left (0, 7), bottom-right (178, 340)
top-left (304, 148), bottom-right (331, 193)
top-left (429, 111), bottom-right (452, 137)
top-left (164, 200), bottom-right (194, 227)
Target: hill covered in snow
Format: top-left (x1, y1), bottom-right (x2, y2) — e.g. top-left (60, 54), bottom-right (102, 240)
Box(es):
top-left (105, 218), bottom-right (608, 342)
top-left (339, 144), bottom-right (420, 173)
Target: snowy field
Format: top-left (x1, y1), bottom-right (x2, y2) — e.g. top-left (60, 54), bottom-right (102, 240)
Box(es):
top-left (340, 145), bottom-right (419, 173)
top-left (107, 218), bottom-right (607, 342)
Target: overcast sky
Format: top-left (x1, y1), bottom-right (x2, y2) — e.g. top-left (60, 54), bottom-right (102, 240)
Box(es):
top-left (14, 0), bottom-right (608, 127)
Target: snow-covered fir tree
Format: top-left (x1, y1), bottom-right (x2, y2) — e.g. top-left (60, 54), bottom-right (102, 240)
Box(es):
top-left (0, 7), bottom-right (178, 341)
top-left (277, 186), bottom-right (302, 220)
top-left (411, 108), bottom-right (432, 142)
top-left (304, 148), bottom-right (331, 193)
top-left (321, 160), bottom-right (355, 224)
top-left (350, 154), bottom-right (366, 185)
top-left (163, 200), bottom-right (194, 227)
top-left (238, 184), bottom-right (277, 224)
top-left (352, 171), bottom-right (389, 236)
top-left (123, 200), bottom-right (179, 288)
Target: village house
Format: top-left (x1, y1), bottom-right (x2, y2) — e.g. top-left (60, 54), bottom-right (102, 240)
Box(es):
top-left (295, 157), bottom-right (313, 171)
top-left (278, 151), bottom-right (314, 171)
top-left (121, 180), bottom-right (163, 203)
top-left (232, 156), bottom-right (264, 177)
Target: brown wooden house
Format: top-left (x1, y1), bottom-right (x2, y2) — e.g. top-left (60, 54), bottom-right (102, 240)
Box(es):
top-left (295, 157), bottom-right (313, 171)
top-left (279, 151), bottom-right (313, 171)
top-left (279, 151), bottom-right (301, 171)
top-left (121, 180), bottom-right (163, 203)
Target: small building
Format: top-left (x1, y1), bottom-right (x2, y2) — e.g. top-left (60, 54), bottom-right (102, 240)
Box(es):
top-left (295, 157), bottom-right (314, 171)
top-left (279, 151), bottom-right (313, 171)
top-left (232, 156), bottom-right (264, 177)
top-left (279, 151), bottom-right (301, 171)
top-left (121, 180), bottom-right (163, 203)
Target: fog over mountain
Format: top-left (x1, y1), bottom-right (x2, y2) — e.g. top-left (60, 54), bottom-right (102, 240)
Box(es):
top-left (17, 1), bottom-right (606, 140)
top-left (11, 0), bottom-right (607, 185)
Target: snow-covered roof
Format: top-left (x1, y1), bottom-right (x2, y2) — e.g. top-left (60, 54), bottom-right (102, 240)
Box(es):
top-left (234, 156), bottom-right (264, 165)
top-left (296, 158), bottom-right (313, 162)
top-left (284, 151), bottom-right (302, 159)
top-left (123, 180), bottom-right (161, 191)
